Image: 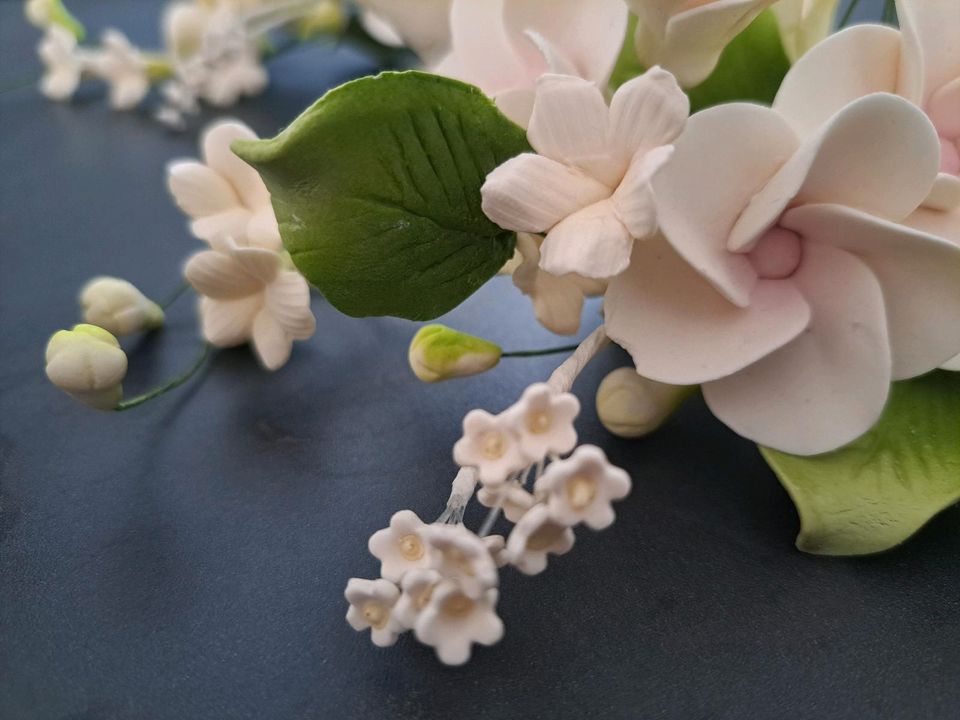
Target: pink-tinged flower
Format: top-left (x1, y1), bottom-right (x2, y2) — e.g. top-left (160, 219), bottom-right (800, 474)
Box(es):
top-left (414, 582), bottom-right (503, 666)
top-left (626, 0), bottom-right (777, 87)
top-left (605, 93), bottom-right (960, 455)
top-left (534, 445), bottom-right (631, 530)
top-left (482, 70), bottom-right (688, 280)
top-left (353, 0), bottom-right (453, 65)
top-left (431, 0), bottom-right (627, 126)
top-left (453, 409), bottom-right (531, 486)
top-left (504, 382), bottom-right (580, 460)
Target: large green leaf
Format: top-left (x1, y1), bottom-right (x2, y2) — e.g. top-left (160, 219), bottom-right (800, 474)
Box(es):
top-left (233, 71), bottom-right (530, 321)
top-left (762, 372), bottom-right (960, 556)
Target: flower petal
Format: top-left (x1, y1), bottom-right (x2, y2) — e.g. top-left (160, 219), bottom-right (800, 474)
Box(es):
top-left (526, 74), bottom-right (611, 173)
top-left (199, 296), bottom-right (259, 347)
top-left (229, 245), bottom-right (281, 284)
top-left (184, 250), bottom-right (261, 299)
top-left (355, 0), bottom-right (453, 64)
top-left (201, 120), bottom-right (270, 211)
top-left (897, 0), bottom-right (960, 106)
top-left (265, 271), bottom-right (316, 340)
top-left (494, 87), bottom-right (536, 128)
top-left (604, 235), bottom-right (811, 385)
top-left (167, 161), bottom-right (240, 220)
top-left (245, 206), bottom-right (282, 251)
top-left (702, 243), bottom-right (891, 456)
top-left (512, 233), bottom-right (584, 335)
top-left (539, 200), bottom-right (633, 279)
top-left (607, 67), bottom-right (688, 162)
top-left (905, 204), bottom-right (960, 247)
top-left (251, 308), bottom-right (293, 370)
top-left (612, 144), bottom-right (673, 240)
top-left (782, 203), bottom-right (960, 379)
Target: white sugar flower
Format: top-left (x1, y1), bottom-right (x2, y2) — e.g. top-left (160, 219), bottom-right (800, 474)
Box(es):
top-left (168, 120), bottom-right (281, 250)
top-left (534, 445), bottom-right (631, 530)
top-left (421, 524), bottom-right (498, 599)
top-left (392, 568), bottom-right (441, 629)
top-left (367, 510), bottom-right (430, 583)
top-left (354, 0), bottom-right (453, 64)
top-left (38, 25), bottom-right (84, 101)
top-left (414, 582), bottom-right (504, 666)
top-left (45, 324), bottom-right (127, 410)
top-left (482, 535), bottom-right (508, 568)
top-left (482, 69), bottom-right (688, 279)
top-left (453, 409), bottom-right (530, 486)
top-left (80, 277), bottom-right (164, 336)
top-left (505, 504), bottom-right (575, 575)
top-left (94, 29), bottom-right (149, 110)
top-left (344, 578), bottom-right (401, 647)
top-left (184, 238), bottom-right (316, 371)
top-left (506, 382), bottom-right (579, 460)
top-left (477, 483), bottom-right (536, 524)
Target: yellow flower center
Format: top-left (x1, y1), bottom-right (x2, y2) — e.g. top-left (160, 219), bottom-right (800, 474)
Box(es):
top-left (526, 522), bottom-right (566, 552)
top-left (398, 533), bottom-right (423, 561)
top-left (443, 547), bottom-right (475, 576)
top-left (527, 410), bottom-right (551, 434)
top-left (481, 431), bottom-right (506, 459)
top-left (441, 592), bottom-right (475, 618)
top-left (414, 585), bottom-right (434, 610)
top-left (565, 476), bottom-right (597, 510)
top-left (362, 601), bottom-right (389, 629)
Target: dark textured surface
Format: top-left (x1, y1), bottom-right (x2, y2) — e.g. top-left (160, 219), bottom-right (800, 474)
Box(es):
top-left (3, 2), bottom-right (959, 719)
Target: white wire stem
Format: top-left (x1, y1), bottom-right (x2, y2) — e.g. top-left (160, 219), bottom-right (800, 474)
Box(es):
top-left (547, 325), bottom-right (610, 394)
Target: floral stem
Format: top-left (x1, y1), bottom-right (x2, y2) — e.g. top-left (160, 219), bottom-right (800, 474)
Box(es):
top-left (838, 0), bottom-right (863, 27)
top-left (115, 343), bottom-right (212, 411)
top-left (501, 343), bottom-right (580, 358)
top-left (477, 506), bottom-right (501, 538)
top-left (160, 281), bottom-right (191, 310)
top-left (547, 325), bottom-right (610, 394)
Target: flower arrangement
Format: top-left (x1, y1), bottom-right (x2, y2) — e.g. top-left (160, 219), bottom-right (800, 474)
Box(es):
top-left (37, 0), bottom-right (960, 664)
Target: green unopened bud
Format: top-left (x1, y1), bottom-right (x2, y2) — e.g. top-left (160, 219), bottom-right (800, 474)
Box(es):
top-left (408, 324), bottom-right (502, 383)
top-left (596, 367), bottom-right (694, 438)
top-left (295, 0), bottom-right (347, 40)
top-left (45, 324), bottom-right (127, 410)
top-left (80, 277), bottom-right (164, 336)
top-left (24, 0), bottom-right (86, 39)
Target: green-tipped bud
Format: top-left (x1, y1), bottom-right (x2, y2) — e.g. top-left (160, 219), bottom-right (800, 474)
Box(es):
top-left (295, 0), bottom-right (347, 40)
top-left (408, 324), bottom-right (502, 383)
top-left (45, 324), bottom-right (127, 410)
top-left (80, 277), bottom-right (164, 336)
top-left (25, 0), bottom-right (86, 39)
top-left (596, 367), bottom-right (694, 438)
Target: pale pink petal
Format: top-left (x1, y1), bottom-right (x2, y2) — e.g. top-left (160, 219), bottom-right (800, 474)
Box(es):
top-left (265, 272), bottom-right (316, 339)
top-left (229, 245), bottom-right (280, 284)
top-left (927, 77), bottom-right (960, 139)
top-left (245, 206), bottom-right (282, 251)
top-left (604, 235), bottom-right (811, 385)
top-left (494, 88), bottom-right (535, 127)
top-left (897, 0), bottom-right (960, 106)
top-left (199, 295), bottom-right (260, 347)
top-left (905, 204), bottom-right (960, 246)
top-left (356, 0), bottom-right (453, 64)
top-left (251, 308), bottom-right (293, 370)
top-left (526, 75), bottom-right (611, 173)
top-left (539, 200), bottom-right (633, 279)
top-left (702, 244), bottom-right (891, 456)
top-left (607, 67), bottom-right (688, 162)
top-left (943, 353), bottom-right (960, 371)
top-left (167, 161), bottom-right (240, 219)
top-left (191, 208), bottom-right (252, 244)
top-left (612, 145), bottom-right (673, 240)
top-left (652, 103), bottom-right (798, 306)
top-left (783, 203), bottom-right (960, 378)
top-left (184, 250), bottom-right (262, 299)
top-left (201, 120), bottom-right (270, 211)
top-left (773, 25), bottom-right (902, 138)
top-left (512, 233), bottom-right (584, 335)
top-left (924, 173), bottom-right (960, 213)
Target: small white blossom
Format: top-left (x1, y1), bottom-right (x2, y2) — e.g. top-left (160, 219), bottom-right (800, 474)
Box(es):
top-left (80, 277), bottom-right (164, 336)
top-left (505, 504), bottom-right (575, 575)
top-left (477, 483), bottom-right (535, 524)
top-left (506, 382), bottom-right (579, 460)
top-left (534, 445), bottom-right (631, 530)
top-left (38, 25), bottom-right (84, 101)
top-left (367, 510), bottom-right (430, 583)
top-left (344, 578), bottom-right (401, 647)
top-left (453, 409), bottom-right (530, 486)
top-left (392, 568), bottom-right (441, 629)
top-left (45, 324), bottom-right (127, 410)
top-left (94, 29), bottom-right (150, 110)
top-left (421, 523), bottom-right (498, 599)
top-left (414, 582), bottom-right (504, 666)
top-left (482, 534), bottom-right (508, 568)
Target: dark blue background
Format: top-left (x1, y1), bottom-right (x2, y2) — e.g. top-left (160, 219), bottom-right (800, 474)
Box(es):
top-left (4, 1), bottom-right (958, 719)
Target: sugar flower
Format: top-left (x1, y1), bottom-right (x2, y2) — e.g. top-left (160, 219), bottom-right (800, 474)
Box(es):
top-left (407, 324), bottom-right (502, 383)
top-left (184, 238), bottom-right (316, 371)
top-left (414, 582), bottom-right (503, 666)
top-left (38, 25), bottom-right (84, 101)
top-left (534, 445), bottom-right (631, 530)
top-left (477, 482), bottom-right (536, 524)
top-left (420, 523), bottom-right (498, 599)
top-left (168, 120), bottom-right (281, 250)
top-left (344, 578), bottom-right (401, 647)
top-left (605, 93), bottom-right (960, 455)
top-left (45, 324), bottom-right (127, 410)
top-left (392, 568), bottom-right (441, 629)
top-left (505, 504), bottom-right (575, 575)
top-left (94, 29), bottom-right (150, 110)
top-left (626, 0), bottom-right (777, 87)
top-left (353, 0), bottom-right (452, 64)
top-left (505, 382), bottom-right (579, 460)
top-left (482, 535), bottom-right (509, 568)
top-left (80, 277), bottom-right (164, 336)
top-left (368, 510), bottom-right (430, 583)
top-left (595, 367), bottom-right (691, 438)
top-left (771, 0), bottom-right (841, 62)
top-left (431, 0), bottom-right (627, 126)
top-left (453, 409), bottom-right (530, 486)
top-left (482, 69), bottom-right (688, 280)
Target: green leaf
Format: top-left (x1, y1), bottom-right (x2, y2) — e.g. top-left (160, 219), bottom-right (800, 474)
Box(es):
top-left (761, 372), bottom-right (960, 556)
top-left (233, 71), bottom-right (530, 321)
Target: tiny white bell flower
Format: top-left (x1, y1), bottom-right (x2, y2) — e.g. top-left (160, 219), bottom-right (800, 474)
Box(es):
top-left (596, 367), bottom-right (692, 438)
top-left (453, 409), bottom-right (530, 486)
top-left (94, 29), bottom-right (150, 110)
top-left (482, 535), bottom-right (509, 568)
top-left (477, 483), bottom-right (536, 524)
top-left (421, 524), bottom-right (498, 599)
top-left (414, 582), bottom-right (504, 666)
top-left (506, 382), bottom-right (580, 460)
top-left (505, 504), bottom-right (575, 575)
top-left (79, 277), bottom-right (164, 336)
top-left (392, 568), bottom-right (442, 629)
top-left (367, 510), bottom-right (430, 583)
top-left (534, 446), bottom-right (631, 530)
top-left (344, 578), bottom-right (401, 647)
top-left (45, 324), bottom-right (127, 410)
top-left (38, 25), bottom-right (84, 101)
top-left (407, 324), bottom-right (502, 383)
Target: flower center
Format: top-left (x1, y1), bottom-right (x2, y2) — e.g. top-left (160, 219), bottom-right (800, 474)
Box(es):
top-left (747, 226), bottom-right (803, 280)
top-left (362, 601), bottom-right (389, 629)
top-left (481, 431), bottom-right (506, 459)
top-left (527, 410), bottom-right (551, 434)
top-left (441, 593), bottom-right (475, 618)
top-left (443, 547), bottom-right (475, 576)
top-left (398, 533), bottom-right (424, 561)
top-left (526, 522), bottom-right (566, 552)
top-left (414, 586), bottom-right (434, 611)
top-left (565, 476), bottom-right (597, 510)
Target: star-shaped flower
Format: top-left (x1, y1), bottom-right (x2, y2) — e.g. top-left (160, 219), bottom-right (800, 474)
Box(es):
top-left (421, 524), bottom-right (498, 599)
top-left (453, 409), bottom-right (531, 486)
top-left (414, 582), bottom-right (504, 666)
top-left (534, 445), bottom-right (631, 530)
top-left (505, 504), bottom-right (575, 575)
top-left (505, 382), bottom-right (580, 460)
top-left (367, 510), bottom-right (430, 583)
top-left (344, 578), bottom-right (401, 647)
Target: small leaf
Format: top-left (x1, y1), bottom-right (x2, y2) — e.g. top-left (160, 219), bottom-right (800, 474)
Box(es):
top-left (234, 71), bottom-right (531, 321)
top-left (762, 372), bottom-right (960, 556)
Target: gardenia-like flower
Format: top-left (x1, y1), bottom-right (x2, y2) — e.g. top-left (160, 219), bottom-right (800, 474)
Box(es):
top-left (414, 583), bottom-right (503, 666)
top-left (506, 382), bottom-right (579, 460)
top-left (605, 93), bottom-right (960, 455)
top-left (453, 409), bottom-right (530, 486)
top-left (505, 504), bottom-right (575, 575)
top-left (344, 578), bottom-right (401, 647)
top-left (421, 524), bottom-right (498, 599)
top-left (626, 0), bottom-right (777, 87)
top-left (482, 69), bottom-right (688, 280)
top-left (95, 29), bottom-right (149, 110)
top-left (368, 510), bottom-right (430, 583)
top-left (392, 568), bottom-right (441, 629)
top-left (168, 120), bottom-right (281, 249)
top-left (595, 367), bottom-right (691, 438)
top-left (38, 25), bottom-right (84, 101)
top-left (184, 237), bottom-right (316, 370)
top-left (534, 445), bottom-right (631, 530)
top-left (80, 277), bottom-right (164, 336)
top-left (45, 324), bottom-right (127, 410)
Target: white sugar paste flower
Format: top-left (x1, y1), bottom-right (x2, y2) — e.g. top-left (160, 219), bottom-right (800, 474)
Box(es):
top-left (421, 523), bottom-right (498, 599)
top-left (482, 69), bottom-right (688, 280)
top-left (354, 0), bottom-right (453, 64)
top-left (482, 535), bottom-right (508, 568)
top-left (505, 382), bottom-right (579, 460)
top-left (367, 510), bottom-right (430, 583)
top-left (477, 483), bottom-right (536, 524)
top-left (392, 568), bottom-right (442, 629)
top-left (605, 93), bottom-right (960, 455)
top-left (414, 582), bottom-right (504, 666)
top-left (38, 25), bottom-right (84, 101)
top-left (345, 578), bottom-right (401, 647)
top-left (80, 277), bottom-right (164, 336)
top-left (184, 238), bottom-right (316, 371)
top-left (534, 445), bottom-right (631, 530)
top-left (453, 409), bottom-right (530, 486)
top-left (45, 324), bottom-right (127, 410)
top-left (94, 29), bottom-right (150, 110)
top-left (505, 504), bottom-right (575, 575)
top-left (771, 0), bottom-right (841, 62)
top-left (168, 120), bottom-right (281, 250)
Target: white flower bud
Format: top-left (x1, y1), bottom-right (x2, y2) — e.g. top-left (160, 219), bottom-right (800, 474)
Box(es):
top-left (408, 325), bottom-right (502, 383)
top-left (596, 367), bottom-right (693, 438)
top-left (45, 324), bottom-right (127, 410)
top-left (80, 277), bottom-right (164, 336)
